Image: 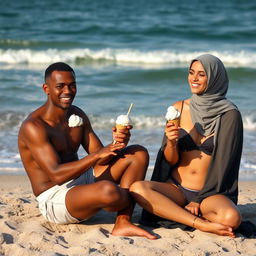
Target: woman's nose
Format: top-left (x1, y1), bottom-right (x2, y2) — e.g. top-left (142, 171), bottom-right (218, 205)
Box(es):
top-left (192, 74), bottom-right (199, 81)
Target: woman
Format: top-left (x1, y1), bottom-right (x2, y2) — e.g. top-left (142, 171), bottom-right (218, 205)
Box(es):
top-left (130, 54), bottom-right (243, 237)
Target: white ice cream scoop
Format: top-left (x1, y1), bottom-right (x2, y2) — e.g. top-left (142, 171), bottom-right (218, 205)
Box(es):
top-left (165, 106), bottom-right (180, 121)
top-left (115, 114), bottom-right (130, 126)
top-left (68, 114), bottom-right (83, 127)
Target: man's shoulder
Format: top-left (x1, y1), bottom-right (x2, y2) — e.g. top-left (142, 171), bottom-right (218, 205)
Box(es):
top-left (69, 105), bottom-right (91, 126)
top-left (70, 105), bottom-right (86, 116)
top-left (19, 111), bottom-right (46, 138)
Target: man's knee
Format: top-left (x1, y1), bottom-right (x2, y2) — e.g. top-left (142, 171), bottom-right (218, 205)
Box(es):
top-left (97, 180), bottom-right (122, 205)
top-left (126, 144), bottom-right (148, 155)
top-left (125, 144), bottom-right (149, 163)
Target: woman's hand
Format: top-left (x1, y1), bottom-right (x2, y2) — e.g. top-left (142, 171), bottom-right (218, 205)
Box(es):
top-left (185, 201), bottom-right (200, 216)
top-left (165, 122), bottom-right (179, 145)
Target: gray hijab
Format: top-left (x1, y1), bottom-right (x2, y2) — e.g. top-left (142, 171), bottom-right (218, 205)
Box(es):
top-left (190, 54), bottom-right (237, 136)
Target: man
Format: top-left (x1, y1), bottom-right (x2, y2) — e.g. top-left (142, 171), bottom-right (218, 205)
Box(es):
top-left (18, 62), bottom-right (156, 239)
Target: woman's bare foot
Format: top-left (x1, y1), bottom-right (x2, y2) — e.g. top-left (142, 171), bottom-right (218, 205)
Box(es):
top-left (195, 217), bottom-right (235, 237)
top-left (111, 216), bottom-right (157, 240)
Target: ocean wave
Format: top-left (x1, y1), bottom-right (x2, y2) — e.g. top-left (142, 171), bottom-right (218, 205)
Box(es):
top-left (243, 115), bottom-right (256, 130)
top-left (1, 48), bottom-right (256, 67)
top-left (92, 115), bottom-right (165, 129)
top-left (0, 111), bottom-right (26, 131)
top-left (63, 114), bottom-right (256, 131)
top-left (0, 167), bottom-right (24, 173)
top-left (0, 111), bottom-right (165, 131)
top-left (2, 110), bottom-right (256, 131)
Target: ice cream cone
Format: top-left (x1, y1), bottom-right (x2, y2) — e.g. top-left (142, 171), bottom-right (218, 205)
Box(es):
top-left (165, 105), bottom-right (180, 128)
top-left (113, 117), bottom-right (130, 144)
top-left (168, 118), bottom-right (180, 128)
top-left (116, 123), bottom-right (128, 132)
top-left (113, 107), bottom-right (132, 144)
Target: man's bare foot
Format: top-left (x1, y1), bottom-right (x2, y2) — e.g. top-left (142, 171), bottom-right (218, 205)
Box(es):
top-left (111, 217), bottom-right (157, 240)
top-left (195, 218), bottom-right (235, 237)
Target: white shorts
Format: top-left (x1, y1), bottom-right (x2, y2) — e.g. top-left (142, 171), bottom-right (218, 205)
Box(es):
top-left (36, 168), bottom-right (95, 224)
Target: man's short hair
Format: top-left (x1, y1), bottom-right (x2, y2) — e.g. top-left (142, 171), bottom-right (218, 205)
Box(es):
top-left (44, 62), bottom-right (75, 82)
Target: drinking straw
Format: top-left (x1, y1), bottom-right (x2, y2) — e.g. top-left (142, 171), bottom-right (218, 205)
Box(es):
top-left (126, 103), bottom-right (134, 116)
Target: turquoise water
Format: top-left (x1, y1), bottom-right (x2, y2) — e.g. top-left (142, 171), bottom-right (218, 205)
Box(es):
top-left (0, 0), bottom-right (255, 179)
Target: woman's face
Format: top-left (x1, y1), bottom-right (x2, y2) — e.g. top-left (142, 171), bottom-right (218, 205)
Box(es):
top-left (188, 61), bottom-right (208, 95)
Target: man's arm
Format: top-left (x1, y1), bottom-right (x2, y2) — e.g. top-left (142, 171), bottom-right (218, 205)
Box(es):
top-left (21, 118), bottom-right (124, 185)
top-left (81, 112), bottom-right (131, 165)
top-left (80, 112), bottom-right (104, 154)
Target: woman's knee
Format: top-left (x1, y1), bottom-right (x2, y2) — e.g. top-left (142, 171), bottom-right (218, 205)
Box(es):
top-left (129, 180), bottom-right (150, 195)
top-left (201, 195), bottom-right (242, 229)
top-left (220, 208), bottom-right (242, 229)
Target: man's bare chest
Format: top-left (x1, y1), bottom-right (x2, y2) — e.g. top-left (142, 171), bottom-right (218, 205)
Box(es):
top-left (48, 125), bottom-right (83, 154)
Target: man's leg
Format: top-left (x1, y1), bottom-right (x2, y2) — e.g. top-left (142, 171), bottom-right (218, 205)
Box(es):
top-left (65, 180), bottom-right (130, 220)
top-left (93, 144), bottom-right (156, 239)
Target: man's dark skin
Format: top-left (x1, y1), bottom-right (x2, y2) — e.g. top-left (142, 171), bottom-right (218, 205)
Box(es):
top-left (18, 65), bottom-right (156, 239)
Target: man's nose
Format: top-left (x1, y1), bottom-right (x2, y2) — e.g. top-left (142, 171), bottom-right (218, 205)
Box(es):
top-left (63, 85), bottom-right (71, 93)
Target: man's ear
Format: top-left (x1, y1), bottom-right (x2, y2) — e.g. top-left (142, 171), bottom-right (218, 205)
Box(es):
top-left (42, 83), bottom-right (50, 95)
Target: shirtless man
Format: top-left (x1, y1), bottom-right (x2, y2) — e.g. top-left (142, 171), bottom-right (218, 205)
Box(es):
top-left (18, 62), bottom-right (156, 239)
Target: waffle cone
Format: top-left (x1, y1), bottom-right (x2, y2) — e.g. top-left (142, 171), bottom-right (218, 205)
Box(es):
top-left (168, 118), bottom-right (180, 128)
top-left (116, 124), bottom-right (128, 131)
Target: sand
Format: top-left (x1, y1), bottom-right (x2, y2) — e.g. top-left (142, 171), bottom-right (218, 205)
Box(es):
top-left (0, 174), bottom-right (256, 256)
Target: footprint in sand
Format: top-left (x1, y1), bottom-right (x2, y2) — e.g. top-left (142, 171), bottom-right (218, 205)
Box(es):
top-left (1, 233), bottom-right (14, 244)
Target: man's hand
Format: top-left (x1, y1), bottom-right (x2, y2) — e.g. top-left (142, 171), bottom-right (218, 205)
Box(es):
top-left (96, 143), bottom-right (125, 165)
top-left (185, 201), bottom-right (200, 216)
top-left (112, 125), bottom-right (132, 147)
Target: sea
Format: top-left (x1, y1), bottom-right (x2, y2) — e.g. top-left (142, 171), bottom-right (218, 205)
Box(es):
top-left (0, 0), bottom-right (256, 180)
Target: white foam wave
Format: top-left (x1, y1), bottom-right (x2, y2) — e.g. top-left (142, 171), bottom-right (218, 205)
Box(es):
top-left (0, 167), bottom-right (24, 172)
top-left (243, 115), bottom-right (256, 130)
top-left (91, 115), bottom-right (165, 129)
top-left (0, 111), bottom-right (26, 131)
top-left (0, 159), bottom-right (15, 163)
top-left (243, 163), bottom-right (256, 170)
top-left (86, 114), bottom-right (256, 130)
top-left (1, 112), bottom-right (256, 131)
top-left (1, 48), bottom-right (256, 67)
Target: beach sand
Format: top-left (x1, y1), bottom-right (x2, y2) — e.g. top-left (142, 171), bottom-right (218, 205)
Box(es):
top-left (0, 174), bottom-right (255, 256)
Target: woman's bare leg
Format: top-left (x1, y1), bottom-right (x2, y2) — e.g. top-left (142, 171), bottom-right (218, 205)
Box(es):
top-left (130, 181), bottom-right (235, 237)
top-left (200, 194), bottom-right (242, 229)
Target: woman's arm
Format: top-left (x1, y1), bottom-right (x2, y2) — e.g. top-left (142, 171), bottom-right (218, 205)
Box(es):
top-left (163, 101), bottom-right (184, 165)
top-left (163, 122), bottom-right (179, 165)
